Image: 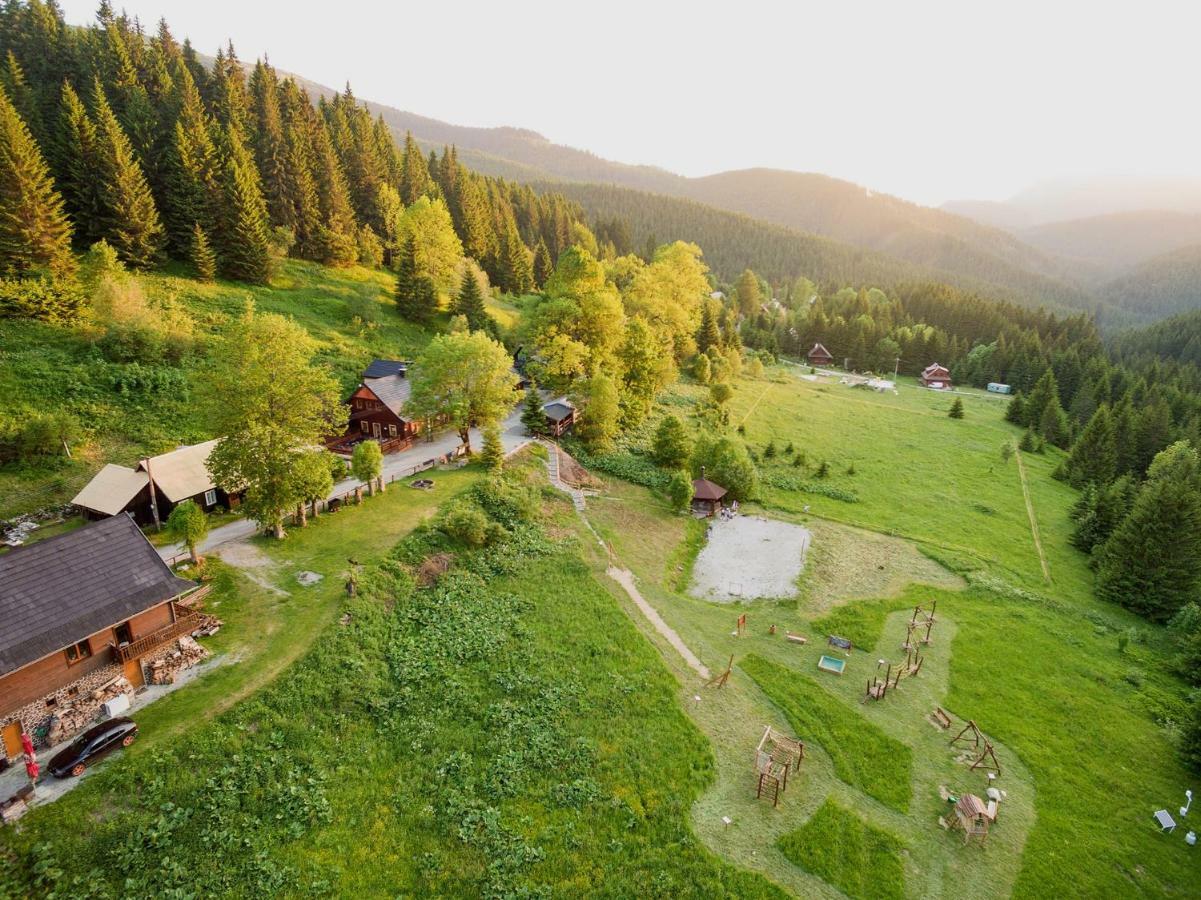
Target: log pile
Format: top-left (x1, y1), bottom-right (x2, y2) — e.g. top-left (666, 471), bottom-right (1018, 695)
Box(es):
top-left (147, 637), bottom-right (209, 686)
top-left (190, 612), bottom-right (222, 638)
top-left (43, 675), bottom-right (133, 746)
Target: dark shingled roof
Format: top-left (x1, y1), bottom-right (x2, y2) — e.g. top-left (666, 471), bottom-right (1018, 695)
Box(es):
top-left (543, 398), bottom-right (575, 423)
top-left (0, 515), bottom-right (195, 677)
top-left (362, 359), bottom-right (410, 379)
top-left (692, 478), bottom-right (728, 501)
top-left (363, 374), bottom-right (412, 417)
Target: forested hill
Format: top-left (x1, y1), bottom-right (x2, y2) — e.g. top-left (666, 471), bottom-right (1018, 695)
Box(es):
top-left (1110, 307), bottom-right (1201, 367)
top-left (1097, 244), bottom-right (1201, 326)
top-left (550, 181), bottom-right (1099, 310)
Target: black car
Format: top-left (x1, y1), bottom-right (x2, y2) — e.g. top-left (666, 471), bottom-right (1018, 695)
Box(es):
top-left (48, 717), bottom-right (138, 778)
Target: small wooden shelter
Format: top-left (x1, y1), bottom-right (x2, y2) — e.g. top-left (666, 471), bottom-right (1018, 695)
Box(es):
top-left (691, 476), bottom-right (728, 517)
top-left (948, 793), bottom-right (996, 844)
top-left (807, 342), bottom-right (834, 367)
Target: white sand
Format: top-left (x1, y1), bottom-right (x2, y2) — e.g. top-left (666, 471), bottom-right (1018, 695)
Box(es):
top-left (689, 515), bottom-right (811, 602)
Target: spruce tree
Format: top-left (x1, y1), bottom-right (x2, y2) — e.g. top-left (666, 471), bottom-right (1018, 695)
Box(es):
top-left (480, 422), bottom-right (504, 473)
top-left (1018, 427), bottom-right (1036, 452)
top-left (309, 117), bottom-right (358, 266)
top-left (214, 123), bottom-right (272, 283)
top-left (1004, 391), bottom-right (1026, 424)
top-left (1039, 394), bottom-right (1070, 448)
top-left (1065, 404), bottom-right (1117, 488)
top-left (500, 225), bottom-right (533, 294)
top-left (1096, 458), bottom-right (1201, 621)
top-left (394, 232), bottom-right (436, 322)
top-left (163, 62), bottom-right (218, 256)
top-left (190, 221), bottom-right (216, 281)
top-left (0, 82), bottom-right (73, 276)
top-left (454, 263), bottom-right (489, 332)
top-left (697, 300), bottom-right (722, 353)
top-left (948, 397), bottom-right (965, 419)
top-left (532, 237), bottom-right (553, 288)
top-left (249, 60), bottom-right (290, 230)
top-left (54, 81), bottom-right (103, 246)
top-left (1023, 369), bottom-right (1059, 428)
top-left (89, 78), bottom-right (164, 268)
top-left (398, 130), bottom-right (431, 204)
top-left (520, 384), bottom-right (545, 435)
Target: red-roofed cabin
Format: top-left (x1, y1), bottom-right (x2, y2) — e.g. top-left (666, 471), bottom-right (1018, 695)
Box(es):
top-left (920, 363), bottom-right (952, 389)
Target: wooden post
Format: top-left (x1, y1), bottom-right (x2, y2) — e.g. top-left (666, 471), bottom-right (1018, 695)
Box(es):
top-left (144, 456), bottom-right (161, 532)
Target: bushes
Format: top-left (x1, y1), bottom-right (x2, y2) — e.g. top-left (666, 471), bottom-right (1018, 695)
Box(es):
top-left (761, 472), bottom-right (859, 503)
top-left (0, 410), bottom-right (78, 464)
top-left (666, 470), bottom-right (693, 511)
top-left (690, 434), bottom-right (758, 500)
top-left (651, 414), bottom-right (692, 469)
top-left (0, 276), bottom-right (84, 323)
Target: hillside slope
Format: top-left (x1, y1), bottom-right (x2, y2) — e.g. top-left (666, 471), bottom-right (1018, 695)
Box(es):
top-left (1098, 243), bottom-right (1201, 324)
top-left (1018, 210), bottom-right (1201, 281)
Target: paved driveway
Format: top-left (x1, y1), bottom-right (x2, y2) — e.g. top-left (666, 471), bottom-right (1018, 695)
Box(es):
top-left (158, 408), bottom-right (528, 560)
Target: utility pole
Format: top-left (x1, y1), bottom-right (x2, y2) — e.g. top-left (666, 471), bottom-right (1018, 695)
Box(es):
top-left (894, 357), bottom-right (901, 381)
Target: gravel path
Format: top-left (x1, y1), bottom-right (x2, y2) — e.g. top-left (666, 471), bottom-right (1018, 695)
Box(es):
top-left (690, 515), bottom-right (811, 602)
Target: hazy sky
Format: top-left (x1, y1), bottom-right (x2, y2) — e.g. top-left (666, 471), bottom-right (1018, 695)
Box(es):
top-left (58, 0), bottom-right (1201, 206)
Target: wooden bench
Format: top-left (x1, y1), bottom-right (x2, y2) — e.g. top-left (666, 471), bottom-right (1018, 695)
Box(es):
top-left (785, 632), bottom-right (807, 644)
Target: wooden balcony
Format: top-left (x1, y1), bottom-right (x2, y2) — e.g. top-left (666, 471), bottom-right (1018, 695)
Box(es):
top-left (115, 611), bottom-right (200, 664)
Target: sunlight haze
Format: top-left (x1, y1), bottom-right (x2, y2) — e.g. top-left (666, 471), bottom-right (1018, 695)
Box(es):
top-left (56, 0), bottom-right (1201, 206)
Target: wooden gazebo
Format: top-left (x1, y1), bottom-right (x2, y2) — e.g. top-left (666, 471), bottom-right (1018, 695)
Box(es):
top-left (692, 476), bottom-right (728, 517)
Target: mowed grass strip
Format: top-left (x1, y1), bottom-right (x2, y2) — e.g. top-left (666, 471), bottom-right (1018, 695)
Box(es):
top-left (741, 654), bottom-right (912, 812)
top-left (777, 798), bottom-right (906, 900)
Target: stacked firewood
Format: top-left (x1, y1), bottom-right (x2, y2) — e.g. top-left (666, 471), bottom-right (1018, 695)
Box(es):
top-left (43, 676), bottom-right (133, 746)
top-left (147, 637), bottom-right (210, 685)
top-left (190, 612), bottom-right (222, 638)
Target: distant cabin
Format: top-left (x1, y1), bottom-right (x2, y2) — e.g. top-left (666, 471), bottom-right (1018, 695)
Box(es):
top-left (542, 397), bottom-right (577, 437)
top-left (807, 343), bottom-right (834, 367)
top-left (331, 359), bottom-right (420, 454)
top-left (987, 383), bottom-right (1012, 394)
top-left (71, 440), bottom-right (239, 525)
top-left (920, 363), bottom-right (952, 390)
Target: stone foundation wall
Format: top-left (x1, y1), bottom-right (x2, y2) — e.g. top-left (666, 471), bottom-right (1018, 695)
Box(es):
top-left (1, 663), bottom-right (131, 753)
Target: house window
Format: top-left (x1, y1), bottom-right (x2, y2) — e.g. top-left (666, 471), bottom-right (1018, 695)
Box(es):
top-left (388, 424), bottom-right (397, 437)
top-left (360, 420), bottom-right (370, 433)
top-left (203, 489), bottom-right (217, 507)
top-left (64, 640), bottom-right (92, 666)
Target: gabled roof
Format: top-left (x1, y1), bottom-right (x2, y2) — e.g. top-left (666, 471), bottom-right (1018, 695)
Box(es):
top-left (808, 342), bottom-right (832, 358)
top-left (361, 374), bottom-right (412, 417)
top-left (543, 397), bottom-right (575, 423)
top-left (139, 439), bottom-right (219, 504)
top-left (362, 359), bottom-right (410, 379)
top-left (0, 516), bottom-right (195, 677)
top-left (71, 464), bottom-right (150, 516)
top-left (692, 477), bottom-right (728, 501)
top-left (922, 362), bottom-right (950, 376)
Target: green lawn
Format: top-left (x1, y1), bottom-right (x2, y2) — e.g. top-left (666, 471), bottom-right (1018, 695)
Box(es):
top-left (574, 367), bottom-right (1198, 897)
top-left (777, 798), bottom-right (907, 900)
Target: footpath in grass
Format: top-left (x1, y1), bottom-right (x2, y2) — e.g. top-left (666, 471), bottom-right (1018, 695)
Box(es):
top-left (777, 798), bottom-right (907, 900)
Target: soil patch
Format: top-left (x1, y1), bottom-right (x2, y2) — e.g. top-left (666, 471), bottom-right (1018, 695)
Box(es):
top-left (689, 515), bottom-right (810, 602)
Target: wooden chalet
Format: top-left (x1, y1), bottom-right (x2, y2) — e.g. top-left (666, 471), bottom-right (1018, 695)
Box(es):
top-left (0, 516), bottom-right (198, 759)
top-left (332, 359), bottom-right (421, 454)
top-left (71, 440), bottom-right (239, 526)
top-left (692, 476), bottom-right (728, 517)
top-left (920, 363), bottom-right (952, 389)
top-left (807, 342), bottom-right (834, 367)
top-left (542, 397), bottom-right (576, 437)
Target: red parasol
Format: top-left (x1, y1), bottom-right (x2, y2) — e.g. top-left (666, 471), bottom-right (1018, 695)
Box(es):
top-left (24, 758), bottom-right (39, 781)
top-left (21, 730), bottom-right (38, 782)
top-left (20, 732), bottom-right (33, 757)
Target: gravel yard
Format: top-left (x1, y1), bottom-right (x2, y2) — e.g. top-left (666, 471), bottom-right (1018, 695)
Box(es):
top-left (689, 514), bottom-right (811, 602)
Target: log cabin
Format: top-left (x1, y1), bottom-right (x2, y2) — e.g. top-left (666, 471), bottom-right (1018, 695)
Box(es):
top-left (920, 363), bottom-right (953, 389)
top-left (330, 359), bottom-right (421, 455)
top-left (0, 515), bottom-right (198, 759)
top-left (807, 343), bottom-right (834, 367)
top-left (71, 440), bottom-right (241, 526)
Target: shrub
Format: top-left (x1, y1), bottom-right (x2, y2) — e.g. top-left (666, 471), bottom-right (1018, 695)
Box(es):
top-left (0, 275), bottom-right (84, 323)
top-left (763, 440), bottom-right (776, 459)
top-left (440, 501), bottom-right (492, 548)
top-left (666, 470), bottom-right (693, 512)
top-left (693, 354), bottom-right (711, 384)
top-left (846, 462), bottom-right (856, 476)
top-left (815, 460), bottom-right (830, 478)
top-left (709, 381), bottom-right (733, 406)
top-left (784, 442), bottom-right (794, 455)
top-left (690, 434), bottom-right (758, 500)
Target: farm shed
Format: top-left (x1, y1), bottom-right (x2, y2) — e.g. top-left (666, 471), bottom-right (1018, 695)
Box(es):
top-left (0, 516), bottom-right (199, 757)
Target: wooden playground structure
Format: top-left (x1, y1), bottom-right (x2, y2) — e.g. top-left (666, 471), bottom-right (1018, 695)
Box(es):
top-left (862, 607), bottom-right (935, 703)
top-left (754, 725), bottom-right (805, 807)
top-left (950, 719), bottom-right (1002, 775)
top-left (944, 791), bottom-right (999, 844)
